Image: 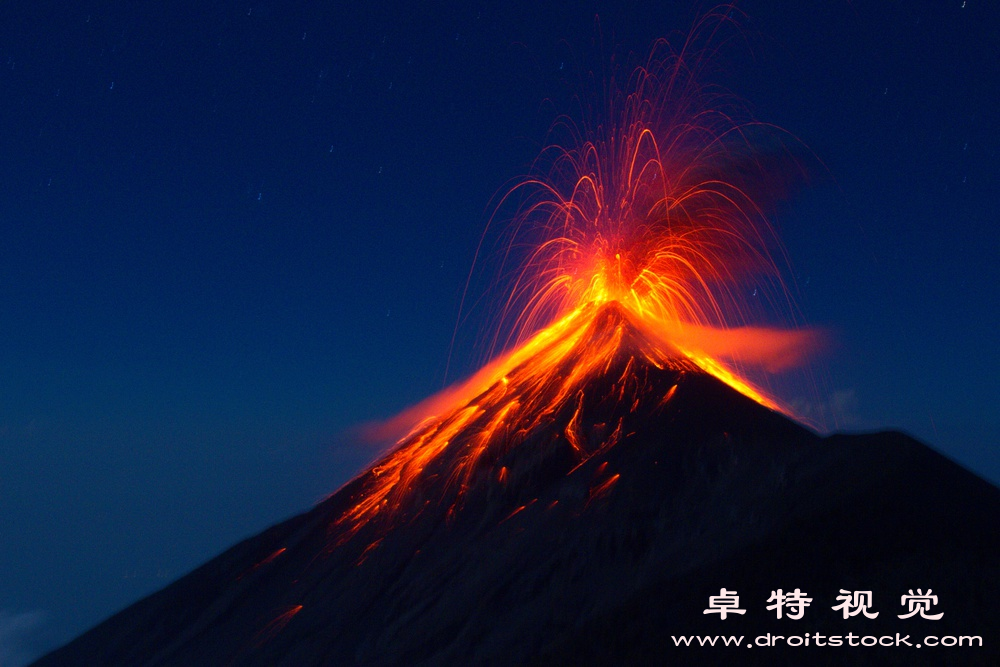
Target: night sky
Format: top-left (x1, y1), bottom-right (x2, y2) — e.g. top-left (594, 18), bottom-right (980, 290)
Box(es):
top-left (1, 0), bottom-right (997, 662)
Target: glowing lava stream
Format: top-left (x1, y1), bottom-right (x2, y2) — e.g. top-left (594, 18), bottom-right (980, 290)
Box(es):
top-left (340, 298), bottom-right (814, 544)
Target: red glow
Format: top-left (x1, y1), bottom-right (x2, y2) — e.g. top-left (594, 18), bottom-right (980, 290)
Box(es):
top-left (589, 474), bottom-right (621, 503)
top-left (237, 547), bottom-right (287, 581)
top-left (254, 605), bottom-right (303, 648)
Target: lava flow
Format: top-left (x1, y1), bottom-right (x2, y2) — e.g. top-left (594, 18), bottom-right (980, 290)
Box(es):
top-left (337, 33), bottom-right (820, 544)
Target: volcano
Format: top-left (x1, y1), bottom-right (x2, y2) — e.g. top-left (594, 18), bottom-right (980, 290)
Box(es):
top-left (32, 302), bottom-right (999, 665)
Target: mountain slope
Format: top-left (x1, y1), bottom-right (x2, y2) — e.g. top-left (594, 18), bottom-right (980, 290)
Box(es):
top-left (33, 305), bottom-right (1000, 666)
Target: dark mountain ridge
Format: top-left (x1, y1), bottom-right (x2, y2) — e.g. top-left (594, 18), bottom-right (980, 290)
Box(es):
top-left (34, 304), bottom-right (1000, 665)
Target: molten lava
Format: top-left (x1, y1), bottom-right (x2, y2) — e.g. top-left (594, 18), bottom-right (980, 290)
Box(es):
top-left (338, 34), bottom-right (820, 544)
top-left (338, 304), bottom-right (811, 546)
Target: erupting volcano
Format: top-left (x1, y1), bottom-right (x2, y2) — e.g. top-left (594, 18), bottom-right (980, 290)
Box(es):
top-left (338, 297), bottom-right (799, 557)
top-left (331, 33), bottom-right (821, 552)
top-left (34, 26), bottom-right (999, 667)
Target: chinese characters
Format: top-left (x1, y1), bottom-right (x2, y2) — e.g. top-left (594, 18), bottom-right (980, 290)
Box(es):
top-left (703, 588), bottom-right (943, 620)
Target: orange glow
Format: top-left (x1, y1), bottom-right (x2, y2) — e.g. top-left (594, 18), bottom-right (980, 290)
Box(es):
top-left (254, 605), bottom-right (303, 648)
top-left (260, 547), bottom-right (286, 565)
top-left (237, 547), bottom-right (287, 581)
top-left (337, 31), bottom-right (821, 544)
top-left (588, 473), bottom-right (621, 505)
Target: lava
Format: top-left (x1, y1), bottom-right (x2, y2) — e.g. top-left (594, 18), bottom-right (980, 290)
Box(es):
top-left (253, 606), bottom-right (303, 649)
top-left (339, 28), bottom-right (820, 543)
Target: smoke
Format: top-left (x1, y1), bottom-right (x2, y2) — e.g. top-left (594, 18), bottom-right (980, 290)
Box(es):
top-left (654, 322), bottom-right (827, 373)
top-left (0, 609), bottom-right (46, 667)
top-left (788, 388), bottom-right (861, 432)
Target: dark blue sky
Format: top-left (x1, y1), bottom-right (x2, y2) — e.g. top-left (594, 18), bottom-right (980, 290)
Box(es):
top-left (1, 0), bottom-right (997, 662)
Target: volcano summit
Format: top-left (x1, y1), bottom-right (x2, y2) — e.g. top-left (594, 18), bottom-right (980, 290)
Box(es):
top-left (33, 301), bottom-right (1000, 666)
